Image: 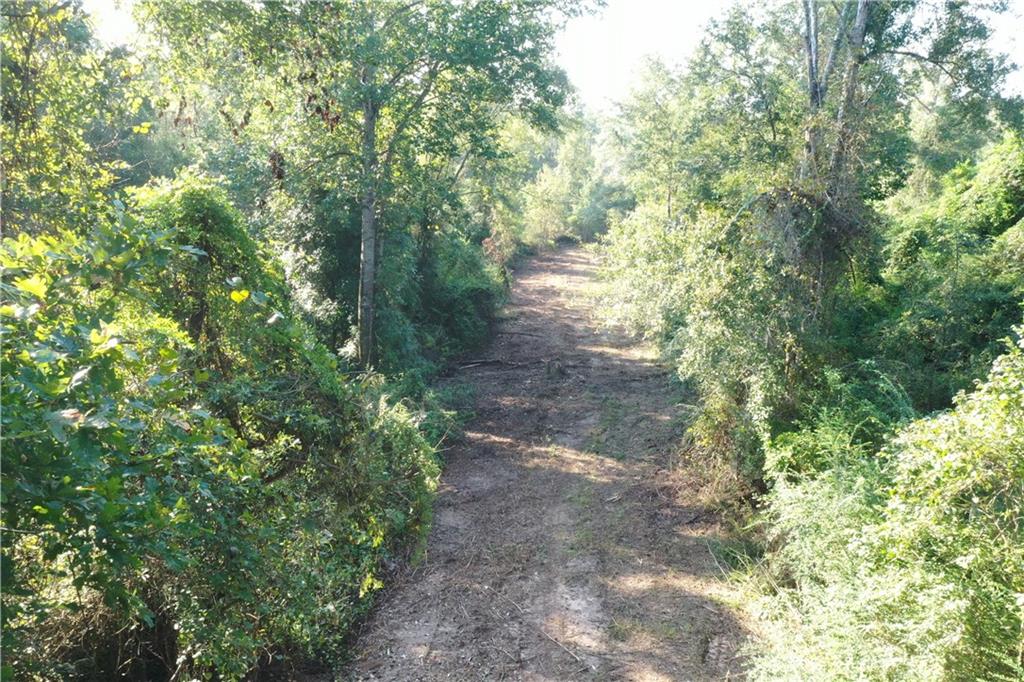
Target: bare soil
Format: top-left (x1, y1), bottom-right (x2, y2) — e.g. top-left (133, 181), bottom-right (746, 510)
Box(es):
top-left (342, 247), bottom-right (747, 681)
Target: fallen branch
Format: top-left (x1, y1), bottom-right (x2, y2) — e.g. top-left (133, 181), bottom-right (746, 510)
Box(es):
top-left (498, 330), bottom-right (542, 338)
top-left (458, 359), bottom-right (516, 369)
top-left (540, 627), bottom-right (586, 667)
top-left (458, 359), bottom-right (541, 370)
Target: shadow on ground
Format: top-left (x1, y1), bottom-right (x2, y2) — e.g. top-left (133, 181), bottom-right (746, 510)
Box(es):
top-left (335, 248), bottom-right (749, 681)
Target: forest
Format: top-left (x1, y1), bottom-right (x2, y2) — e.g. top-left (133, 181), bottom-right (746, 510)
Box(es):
top-left (1, 0), bottom-right (1022, 680)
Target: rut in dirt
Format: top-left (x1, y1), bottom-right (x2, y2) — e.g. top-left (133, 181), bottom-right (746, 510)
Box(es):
top-left (343, 247), bottom-right (747, 681)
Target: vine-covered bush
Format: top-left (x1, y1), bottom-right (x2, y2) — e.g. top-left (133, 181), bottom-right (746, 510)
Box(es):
top-left (1, 174), bottom-right (438, 679)
top-left (598, 194), bottom-right (847, 481)
top-left (876, 133), bottom-right (1024, 410)
top-left (596, 103), bottom-right (1024, 678)
top-left (599, 135), bottom-right (1024, 488)
top-left (751, 329), bottom-right (1024, 680)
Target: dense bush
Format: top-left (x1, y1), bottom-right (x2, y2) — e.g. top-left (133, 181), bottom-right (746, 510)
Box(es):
top-left (727, 131), bottom-right (1024, 682)
top-left (874, 133), bottom-right (1024, 409)
top-left (1, 175), bottom-right (438, 679)
top-left (600, 134), bottom-right (1024, 477)
top-left (750, 329), bottom-right (1024, 680)
top-left (599, 192), bottom-right (855, 480)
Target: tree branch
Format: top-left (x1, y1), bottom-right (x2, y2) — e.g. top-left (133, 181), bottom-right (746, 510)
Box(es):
top-left (820, 0), bottom-right (851, 98)
top-left (380, 64), bottom-right (441, 172)
top-left (881, 49), bottom-right (959, 82)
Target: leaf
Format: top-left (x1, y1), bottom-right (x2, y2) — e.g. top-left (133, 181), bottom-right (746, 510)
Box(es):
top-left (14, 275), bottom-right (47, 300)
top-left (225, 276), bottom-right (243, 288)
top-left (230, 289), bottom-right (250, 303)
top-left (29, 346), bottom-right (63, 364)
top-left (45, 408), bottom-right (84, 442)
top-left (266, 311), bottom-right (284, 325)
top-left (84, 414), bottom-right (111, 429)
top-left (52, 408), bottom-right (85, 425)
top-left (92, 336), bottom-right (121, 355)
top-left (68, 366), bottom-right (91, 391)
top-left (179, 245), bottom-right (208, 257)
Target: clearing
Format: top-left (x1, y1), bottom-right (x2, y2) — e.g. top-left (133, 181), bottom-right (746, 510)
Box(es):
top-left (343, 247), bottom-right (747, 680)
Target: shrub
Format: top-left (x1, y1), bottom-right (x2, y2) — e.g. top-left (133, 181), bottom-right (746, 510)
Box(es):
top-left (1, 174), bottom-right (438, 679)
top-left (750, 329), bottom-right (1024, 680)
top-left (877, 133), bottom-right (1024, 410)
top-left (600, 193), bottom-right (849, 480)
top-left (766, 362), bottom-right (916, 479)
top-left (421, 232), bottom-right (503, 356)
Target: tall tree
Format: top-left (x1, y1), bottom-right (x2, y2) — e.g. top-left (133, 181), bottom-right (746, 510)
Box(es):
top-left (794, 0), bottom-right (1013, 207)
top-left (141, 0), bottom-right (575, 365)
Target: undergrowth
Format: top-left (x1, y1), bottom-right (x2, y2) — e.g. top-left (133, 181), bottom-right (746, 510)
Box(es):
top-left (2, 174), bottom-right (440, 679)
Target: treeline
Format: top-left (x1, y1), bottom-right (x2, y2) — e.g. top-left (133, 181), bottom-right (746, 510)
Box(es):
top-left (0, 1), bottom-right (606, 679)
top-left (597, 1), bottom-right (1023, 678)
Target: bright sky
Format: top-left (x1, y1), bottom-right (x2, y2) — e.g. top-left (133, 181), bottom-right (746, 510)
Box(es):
top-left (85, 0), bottom-right (1024, 113)
top-left (554, 0), bottom-right (726, 112)
top-left (555, 0), bottom-right (1024, 112)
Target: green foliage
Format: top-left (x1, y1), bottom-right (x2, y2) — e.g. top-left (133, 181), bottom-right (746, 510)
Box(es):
top-left (751, 331), bottom-right (1024, 681)
top-left (1, 0), bottom-right (148, 235)
top-left (766, 363), bottom-right (916, 478)
top-left (463, 116), bottom-right (557, 265)
top-left (877, 133), bottom-right (1024, 409)
top-left (420, 232), bottom-right (504, 356)
top-left (595, 5), bottom-right (1024, 678)
top-left (522, 120), bottom-right (629, 245)
top-left (1, 177), bottom-right (438, 679)
top-left (600, 192), bottom-right (854, 478)
top-left (140, 0), bottom-right (578, 364)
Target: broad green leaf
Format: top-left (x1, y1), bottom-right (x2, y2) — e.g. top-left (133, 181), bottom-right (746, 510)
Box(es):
top-left (14, 275), bottom-right (48, 299)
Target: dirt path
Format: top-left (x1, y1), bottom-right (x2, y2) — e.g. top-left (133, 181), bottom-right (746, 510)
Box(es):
top-left (344, 248), bottom-right (747, 681)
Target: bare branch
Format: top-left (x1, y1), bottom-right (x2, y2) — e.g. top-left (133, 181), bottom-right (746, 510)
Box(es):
top-left (820, 0), bottom-right (851, 98)
top-left (881, 49), bottom-right (959, 82)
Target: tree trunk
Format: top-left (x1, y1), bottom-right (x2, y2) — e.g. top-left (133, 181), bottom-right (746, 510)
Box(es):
top-left (800, 0), bottom-right (821, 180)
top-left (827, 0), bottom-right (869, 200)
top-left (357, 74), bottom-right (378, 366)
top-left (802, 0), bottom-right (820, 108)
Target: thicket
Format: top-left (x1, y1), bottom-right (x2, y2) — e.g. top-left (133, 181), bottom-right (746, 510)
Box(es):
top-left (2, 174), bottom-right (438, 679)
top-left (596, 1), bottom-right (1024, 677)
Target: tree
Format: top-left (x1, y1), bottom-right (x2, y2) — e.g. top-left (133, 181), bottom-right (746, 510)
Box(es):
top-left (1, 0), bottom-right (143, 235)
top-left (794, 0), bottom-right (1015, 207)
top-left (140, 0), bottom-right (576, 365)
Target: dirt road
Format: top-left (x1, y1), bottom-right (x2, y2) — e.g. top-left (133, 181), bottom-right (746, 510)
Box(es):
top-left (343, 248), bottom-right (747, 680)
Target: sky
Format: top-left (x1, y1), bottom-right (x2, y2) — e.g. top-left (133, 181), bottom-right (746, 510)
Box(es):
top-left (554, 0), bottom-right (726, 112)
top-left (555, 0), bottom-right (1024, 112)
top-left (84, 0), bottom-right (1024, 113)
